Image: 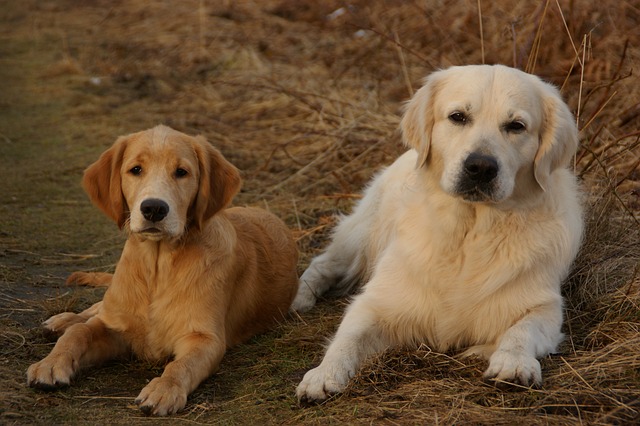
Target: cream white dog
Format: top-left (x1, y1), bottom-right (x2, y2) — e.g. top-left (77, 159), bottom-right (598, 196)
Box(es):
top-left (293, 64), bottom-right (584, 402)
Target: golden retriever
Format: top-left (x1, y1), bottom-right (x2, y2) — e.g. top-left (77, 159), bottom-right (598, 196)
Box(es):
top-left (26, 125), bottom-right (298, 415)
top-left (293, 65), bottom-right (584, 402)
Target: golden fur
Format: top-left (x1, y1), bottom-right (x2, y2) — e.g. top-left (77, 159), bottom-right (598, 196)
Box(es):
top-left (293, 65), bottom-right (584, 402)
top-left (27, 125), bottom-right (298, 415)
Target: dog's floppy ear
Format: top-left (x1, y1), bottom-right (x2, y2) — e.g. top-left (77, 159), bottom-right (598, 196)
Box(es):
top-left (534, 83), bottom-right (579, 191)
top-left (401, 71), bottom-right (442, 168)
top-left (82, 136), bottom-right (129, 228)
top-left (191, 136), bottom-right (242, 229)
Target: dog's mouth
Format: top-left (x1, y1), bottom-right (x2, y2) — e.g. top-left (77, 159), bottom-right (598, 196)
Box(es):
top-left (456, 181), bottom-right (498, 203)
top-left (459, 188), bottom-right (496, 203)
top-left (138, 227), bottom-right (165, 240)
top-left (141, 227), bottom-right (162, 234)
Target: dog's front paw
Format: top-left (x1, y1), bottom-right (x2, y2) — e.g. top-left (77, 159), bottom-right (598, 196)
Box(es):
top-left (135, 377), bottom-right (187, 416)
top-left (26, 354), bottom-right (76, 390)
top-left (43, 312), bottom-right (85, 335)
top-left (296, 364), bottom-right (350, 404)
top-left (483, 349), bottom-right (542, 388)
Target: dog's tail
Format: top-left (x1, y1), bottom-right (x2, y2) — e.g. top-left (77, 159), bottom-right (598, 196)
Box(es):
top-left (66, 271), bottom-right (112, 287)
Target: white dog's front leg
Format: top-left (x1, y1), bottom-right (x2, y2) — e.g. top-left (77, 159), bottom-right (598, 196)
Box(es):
top-left (296, 296), bottom-right (388, 402)
top-left (484, 302), bottom-right (563, 387)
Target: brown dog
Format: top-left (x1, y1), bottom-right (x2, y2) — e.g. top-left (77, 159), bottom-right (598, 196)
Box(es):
top-left (27, 125), bottom-right (298, 415)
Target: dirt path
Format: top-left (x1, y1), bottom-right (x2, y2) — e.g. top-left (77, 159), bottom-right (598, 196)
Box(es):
top-left (0, 5), bottom-right (127, 423)
top-left (0, 2), bottom-right (112, 318)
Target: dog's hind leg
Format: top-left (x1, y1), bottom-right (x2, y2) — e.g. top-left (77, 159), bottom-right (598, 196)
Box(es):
top-left (291, 177), bottom-right (387, 312)
top-left (43, 301), bottom-right (103, 336)
top-left (296, 204), bottom-right (381, 311)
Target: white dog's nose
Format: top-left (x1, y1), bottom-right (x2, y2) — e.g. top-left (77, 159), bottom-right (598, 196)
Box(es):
top-left (463, 153), bottom-right (499, 183)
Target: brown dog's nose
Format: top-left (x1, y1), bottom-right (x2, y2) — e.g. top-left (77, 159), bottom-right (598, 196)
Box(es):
top-left (463, 153), bottom-right (499, 183)
top-left (140, 199), bottom-right (169, 222)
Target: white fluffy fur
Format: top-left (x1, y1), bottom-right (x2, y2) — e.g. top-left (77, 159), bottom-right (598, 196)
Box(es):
top-left (294, 65), bottom-right (584, 402)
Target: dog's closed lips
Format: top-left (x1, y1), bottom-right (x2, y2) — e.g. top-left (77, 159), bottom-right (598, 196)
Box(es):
top-left (141, 227), bottom-right (162, 234)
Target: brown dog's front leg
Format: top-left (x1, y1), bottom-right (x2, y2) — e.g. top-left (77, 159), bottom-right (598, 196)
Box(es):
top-left (27, 317), bottom-right (126, 389)
top-left (135, 332), bottom-right (225, 416)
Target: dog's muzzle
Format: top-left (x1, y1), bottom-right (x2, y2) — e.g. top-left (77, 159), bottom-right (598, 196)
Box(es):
top-left (456, 153), bottom-right (499, 201)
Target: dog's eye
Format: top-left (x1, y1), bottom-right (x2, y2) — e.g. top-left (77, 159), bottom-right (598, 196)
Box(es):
top-left (129, 166), bottom-right (142, 176)
top-left (175, 168), bottom-right (188, 178)
top-left (448, 112), bottom-right (468, 124)
top-left (505, 120), bottom-right (526, 133)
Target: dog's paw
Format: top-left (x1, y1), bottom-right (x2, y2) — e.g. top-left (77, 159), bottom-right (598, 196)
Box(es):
top-left (483, 349), bottom-right (542, 389)
top-left (296, 364), bottom-right (350, 404)
top-left (26, 354), bottom-right (76, 390)
top-left (43, 312), bottom-right (85, 335)
top-left (135, 377), bottom-right (187, 416)
top-left (290, 280), bottom-right (318, 313)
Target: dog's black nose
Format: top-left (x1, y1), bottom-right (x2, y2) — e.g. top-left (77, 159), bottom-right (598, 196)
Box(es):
top-left (463, 153), bottom-right (499, 183)
top-left (140, 199), bottom-right (169, 222)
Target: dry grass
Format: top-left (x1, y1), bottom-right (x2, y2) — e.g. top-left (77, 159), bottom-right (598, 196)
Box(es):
top-left (1, 0), bottom-right (638, 424)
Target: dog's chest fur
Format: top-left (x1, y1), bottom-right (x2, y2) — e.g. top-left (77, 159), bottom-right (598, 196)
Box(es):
top-left (366, 166), bottom-right (572, 352)
top-left (99, 237), bottom-right (224, 360)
